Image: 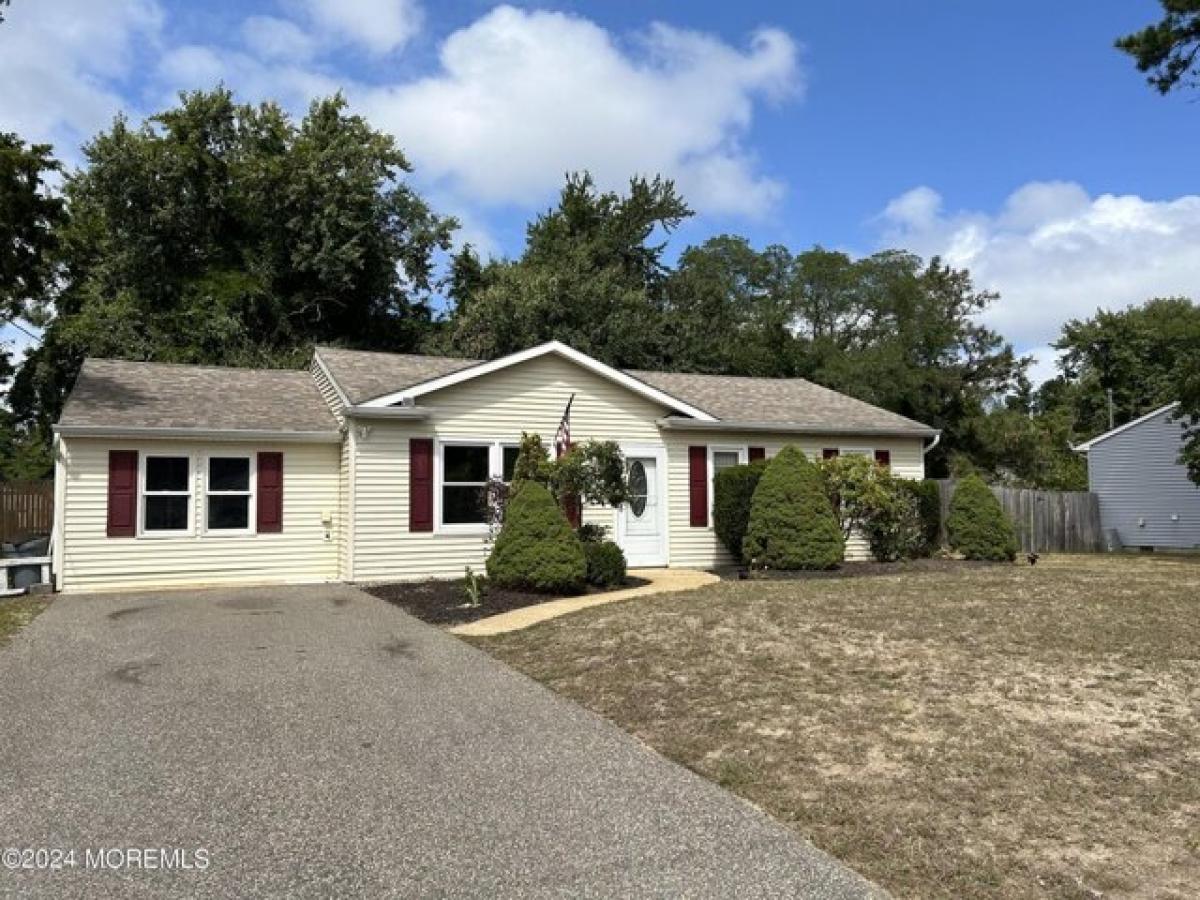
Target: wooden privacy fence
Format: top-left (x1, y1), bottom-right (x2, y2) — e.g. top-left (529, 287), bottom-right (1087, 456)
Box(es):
top-left (933, 480), bottom-right (1104, 554)
top-left (0, 480), bottom-right (53, 544)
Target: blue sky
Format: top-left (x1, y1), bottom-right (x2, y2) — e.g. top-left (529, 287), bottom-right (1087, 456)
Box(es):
top-left (3, 0), bottom-right (1198, 380)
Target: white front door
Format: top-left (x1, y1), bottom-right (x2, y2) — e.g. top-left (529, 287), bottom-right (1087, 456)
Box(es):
top-left (617, 452), bottom-right (667, 567)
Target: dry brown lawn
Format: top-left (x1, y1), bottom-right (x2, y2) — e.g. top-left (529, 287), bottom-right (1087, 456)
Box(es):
top-left (475, 555), bottom-right (1200, 899)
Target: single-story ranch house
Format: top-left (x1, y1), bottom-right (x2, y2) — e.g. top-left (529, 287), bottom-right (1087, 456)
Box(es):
top-left (50, 341), bottom-right (939, 593)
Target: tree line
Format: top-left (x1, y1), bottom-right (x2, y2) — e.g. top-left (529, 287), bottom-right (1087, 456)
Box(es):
top-left (1, 87), bottom-right (1197, 486)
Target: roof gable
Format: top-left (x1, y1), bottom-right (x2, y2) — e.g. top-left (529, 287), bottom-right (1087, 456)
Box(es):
top-left (1074, 402), bottom-right (1182, 452)
top-left (328, 342), bottom-right (718, 421)
top-left (315, 342), bottom-right (937, 437)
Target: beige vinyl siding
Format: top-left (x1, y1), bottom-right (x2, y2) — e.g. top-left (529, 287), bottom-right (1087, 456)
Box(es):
top-left (59, 437), bottom-right (340, 592)
top-left (351, 354), bottom-right (671, 582)
top-left (663, 432), bottom-right (927, 568)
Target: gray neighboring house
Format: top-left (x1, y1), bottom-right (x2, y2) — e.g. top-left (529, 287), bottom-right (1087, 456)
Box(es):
top-left (1075, 402), bottom-right (1200, 550)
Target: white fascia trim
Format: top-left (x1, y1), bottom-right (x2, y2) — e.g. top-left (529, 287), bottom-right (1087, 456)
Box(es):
top-left (1072, 401), bottom-right (1182, 453)
top-left (656, 417), bottom-right (939, 439)
top-left (53, 425), bottom-right (342, 443)
top-left (343, 406), bottom-right (431, 420)
top-left (311, 349), bottom-right (352, 410)
top-left (359, 341), bottom-right (719, 422)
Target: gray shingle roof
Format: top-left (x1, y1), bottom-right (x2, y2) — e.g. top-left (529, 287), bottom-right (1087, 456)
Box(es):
top-left (316, 346), bottom-right (480, 405)
top-left (58, 359), bottom-right (340, 434)
top-left (318, 346), bottom-right (935, 436)
top-left (627, 370), bottom-right (935, 435)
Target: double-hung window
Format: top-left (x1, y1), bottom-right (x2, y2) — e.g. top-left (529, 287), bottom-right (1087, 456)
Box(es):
top-left (206, 456), bottom-right (254, 533)
top-left (441, 444), bottom-right (492, 526)
top-left (439, 441), bottom-right (521, 529)
top-left (142, 455), bottom-right (192, 534)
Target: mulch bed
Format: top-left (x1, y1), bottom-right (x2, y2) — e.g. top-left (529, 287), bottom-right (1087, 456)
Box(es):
top-left (365, 576), bottom-right (650, 627)
top-left (725, 557), bottom-right (1014, 581)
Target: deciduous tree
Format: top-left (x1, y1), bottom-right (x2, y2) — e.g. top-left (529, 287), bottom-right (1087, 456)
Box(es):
top-left (11, 89), bottom-right (455, 433)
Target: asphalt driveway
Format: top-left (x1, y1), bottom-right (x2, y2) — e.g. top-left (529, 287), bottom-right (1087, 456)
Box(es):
top-left (0, 584), bottom-right (881, 898)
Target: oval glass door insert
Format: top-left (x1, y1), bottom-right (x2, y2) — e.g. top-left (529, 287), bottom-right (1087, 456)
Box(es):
top-left (628, 460), bottom-right (648, 517)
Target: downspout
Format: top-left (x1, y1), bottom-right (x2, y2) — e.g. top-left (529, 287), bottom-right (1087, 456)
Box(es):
top-left (922, 433), bottom-right (941, 457)
top-left (51, 433), bottom-right (66, 592)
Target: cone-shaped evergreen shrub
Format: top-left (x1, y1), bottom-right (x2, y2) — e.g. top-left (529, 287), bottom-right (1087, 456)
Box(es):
top-left (486, 482), bottom-right (586, 593)
top-left (713, 458), bottom-right (769, 563)
top-left (946, 474), bottom-right (1017, 561)
top-left (744, 446), bottom-right (844, 570)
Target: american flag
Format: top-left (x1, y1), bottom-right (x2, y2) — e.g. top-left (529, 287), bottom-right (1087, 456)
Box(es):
top-left (554, 393), bottom-right (575, 458)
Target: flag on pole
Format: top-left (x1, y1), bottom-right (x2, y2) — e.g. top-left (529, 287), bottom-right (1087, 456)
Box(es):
top-left (554, 393), bottom-right (575, 458)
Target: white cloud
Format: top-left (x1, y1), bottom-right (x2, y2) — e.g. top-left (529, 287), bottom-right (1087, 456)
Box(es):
top-left (1024, 345), bottom-right (1064, 387)
top-left (156, 44), bottom-right (344, 113)
top-left (358, 6), bottom-right (799, 217)
top-left (294, 0), bottom-right (423, 57)
top-left (0, 0), bottom-right (164, 154)
top-left (878, 181), bottom-right (1200, 375)
top-left (241, 15), bottom-right (317, 62)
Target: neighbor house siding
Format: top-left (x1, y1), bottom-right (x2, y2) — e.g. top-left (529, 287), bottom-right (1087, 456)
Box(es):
top-left (59, 437), bottom-right (340, 592)
top-left (1087, 408), bottom-right (1200, 549)
top-left (663, 432), bottom-right (927, 568)
top-left (350, 354), bottom-right (671, 582)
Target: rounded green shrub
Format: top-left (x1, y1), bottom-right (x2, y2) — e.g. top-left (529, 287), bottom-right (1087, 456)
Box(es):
top-left (713, 458), bottom-right (769, 563)
top-left (486, 482), bottom-right (587, 593)
top-left (584, 540), bottom-right (627, 587)
top-left (744, 446), bottom-right (844, 570)
top-left (946, 474), bottom-right (1017, 562)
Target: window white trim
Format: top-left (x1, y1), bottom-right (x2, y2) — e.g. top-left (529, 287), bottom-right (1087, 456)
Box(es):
top-left (434, 438), bottom-right (510, 534)
top-left (707, 444), bottom-right (748, 527)
top-left (138, 453), bottom-right (194, 538)
top-left (202, 454), bottom-right (257, 536)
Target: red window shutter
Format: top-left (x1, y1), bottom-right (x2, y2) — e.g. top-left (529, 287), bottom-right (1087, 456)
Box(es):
top-left (688, 445), bottom-right (708, 527)
top-left (822, 448), bottom-right (840, 460)
top-left (748, 447), bottom-right (766, 462)
top-left (409, 438), bottom-right (434, 532)
top-left (107, 450), bottom-right (138, 537)
top-left (257, 452), bottom-right (284, 533)
top-left (874, 449), bottom-right (891, 469)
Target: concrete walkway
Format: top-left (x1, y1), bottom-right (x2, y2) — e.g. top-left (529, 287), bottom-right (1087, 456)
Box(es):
top-left (450, 567), bottom-right (720, 637)
top-left (0, 584), bottom-right (882, 898)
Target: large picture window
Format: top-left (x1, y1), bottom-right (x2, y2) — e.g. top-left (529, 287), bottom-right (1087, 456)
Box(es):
top-left (143, 455), bottom-right (191, 533)
top-left (206, 456), bottom-right (253, 532)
